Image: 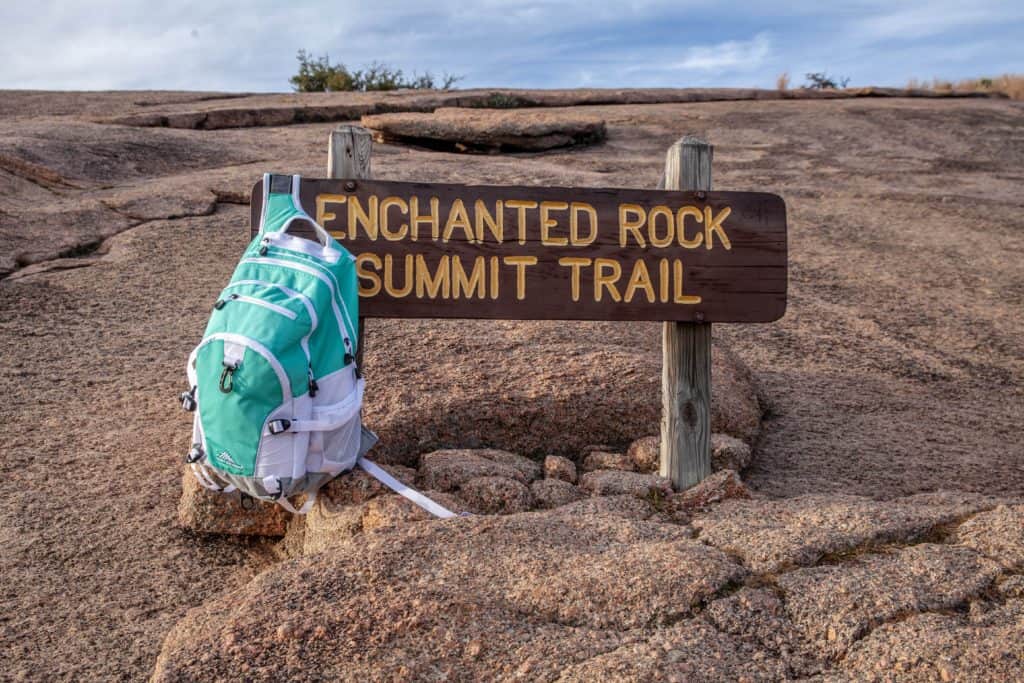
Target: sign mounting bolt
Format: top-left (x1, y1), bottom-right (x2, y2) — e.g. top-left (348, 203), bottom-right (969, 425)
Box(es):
top-left (344, 180), bottom-right (357, 192)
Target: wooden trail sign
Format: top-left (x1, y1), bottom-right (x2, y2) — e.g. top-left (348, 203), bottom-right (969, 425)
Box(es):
top-left (250, 126), bottom-right (787, 492)
top-left (250, 179), bottom-right (786, 323)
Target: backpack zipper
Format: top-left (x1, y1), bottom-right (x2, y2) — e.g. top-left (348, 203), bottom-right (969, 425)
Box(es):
top-left (190, 332), bottom-right (293, 402)
top-left (271, 250), bottom-right (356, 340)
top-left (245, 252), bottom-right (356, 347)
top-left (221, 280), bottom-right (320, 383)
top-left (241, 256), bottom-right (355, 355)
top-left (188, 332), bottom-right (294, 477)
top-left (222, 280), bottom-right (319, 330)
top-left (219, 293), bottom-right (298, 320)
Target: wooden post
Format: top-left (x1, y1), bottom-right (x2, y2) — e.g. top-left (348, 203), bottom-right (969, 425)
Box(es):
top-left (328, 125), bottom-right (373, 372)
top-left (660, 136), bottom-right (713, 489)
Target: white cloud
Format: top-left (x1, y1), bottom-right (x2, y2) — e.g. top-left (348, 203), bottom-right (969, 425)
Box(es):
top-left (853, 3), bottom-right (1012, 41)
top-left (0, 1), bottom-right (1020, 90)
top-left (670, 33), bottom-right (772, 71)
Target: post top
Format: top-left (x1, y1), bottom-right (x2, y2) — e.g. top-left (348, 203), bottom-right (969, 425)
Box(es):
top-left (676, 134), bottom-right (711, 148)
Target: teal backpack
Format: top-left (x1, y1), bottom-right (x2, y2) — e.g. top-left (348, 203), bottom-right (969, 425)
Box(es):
top-left (181, 173), bottom-right (458, 517)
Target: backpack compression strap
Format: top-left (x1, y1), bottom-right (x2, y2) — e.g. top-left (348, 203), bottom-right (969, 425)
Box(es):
top-left (274, 457), bottom-right (463, 518)
top-left (357, 457), bottom-right (462, 519)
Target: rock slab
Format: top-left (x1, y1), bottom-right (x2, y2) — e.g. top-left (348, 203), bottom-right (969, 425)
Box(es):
top-left (579, 470), bottom-right (673, 497)
top-left (177, 469), bottom-right (289, 537)
top-left (543, 454), bottom-right (577, 483)
top-left (152, 510), bottom-right (743, 681)
top-left (692, 491), bottom-right (1004, 573)
top-left (530, 478), bottom-right (585, 510)
top-left (956, 504), bottom-right (1024, 570)
top-left (362, 107), bottom-right (607, 152)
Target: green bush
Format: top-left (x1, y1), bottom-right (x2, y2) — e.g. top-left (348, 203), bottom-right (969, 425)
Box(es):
top-left (290, 50), bottom-right (461, 92)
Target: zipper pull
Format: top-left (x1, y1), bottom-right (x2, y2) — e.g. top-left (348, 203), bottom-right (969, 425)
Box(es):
top-left (308, 366), bottom-right (319, 397)
top-left (219, 361), bottom-right (239, 393)
top-left (214, 294), bottom-right (238, 310)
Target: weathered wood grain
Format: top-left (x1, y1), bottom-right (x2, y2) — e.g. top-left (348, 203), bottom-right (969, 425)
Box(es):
top-left (327, 125), bottom-right (373, 369)
top-left (661, 136), bottom-right (713, 489)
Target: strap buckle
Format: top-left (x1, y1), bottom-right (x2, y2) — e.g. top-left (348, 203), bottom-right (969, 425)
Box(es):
top-left (344, 352), bottom-right (361, 379)
top-left (185, 444), bottom-right (204, 464)
top-left (180, 387), bottom-right (196, 412)
top-left (268, 419), bottom-right (292, 435)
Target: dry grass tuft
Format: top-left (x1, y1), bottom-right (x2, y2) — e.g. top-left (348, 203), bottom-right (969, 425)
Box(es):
top-left (990, 74), bottom-right (1024, 99)
top-left (907, 74), bottom-right (1024, 99)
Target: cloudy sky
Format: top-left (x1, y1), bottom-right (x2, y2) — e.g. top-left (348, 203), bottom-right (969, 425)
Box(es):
top-left (2, 0), bottom-right (1022, 91)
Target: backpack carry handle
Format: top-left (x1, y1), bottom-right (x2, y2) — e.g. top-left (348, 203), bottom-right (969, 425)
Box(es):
top-left (260, 173), bottom-right (334, 248)
top-left (275, 214), bottom-right (333, 248)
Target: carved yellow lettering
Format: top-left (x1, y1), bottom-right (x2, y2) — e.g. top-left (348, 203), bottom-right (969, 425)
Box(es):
top-left (619, 204), bottom-right (646, 247)
top-left (659, 258), bottom-right (670, 302)
top-left (570, 202), bottom-right (598, 246)
top-left (355, 253), bottom-right (382, 297)
top-left (383, 254), bottom-right (414, 298)
top-left (489, 256), bottom-right (500, 300)
top-left (379, 197), bottom-right (408, 241)
top-left (623, 259), bottom-right (656, 303)
top-left (415, 254), bottom-right (450, 299)
top-left (648, 205), bottom-right (674, 248)
top-left (673, 259), bottom-right (701, 304)
top-left (594, 258), bottom-right (622, 302)
top-left (451, 255), bottom-right (486, 299)
top-left (677, 206), bottom-right (703, 248)
top-left (505, 200), bottom-right (537, 245)
top-left (539, 201), bottom-right (569, 246)
top-left (409, 196), bottom-right (440, 241)
top-left (443, 198), bottom-right (475, 243)
top-left (558, 257), bottom-right (592, 302)
top-left (704, 206), bottom-right (732, 250)
top-left (503, 256), bottom-right (537, 300)
top-left (317, 194), bottom-right (347, 239)
top-left (347, 196), bottom-right (378, 241)
top-left (475, 199), bottom-right (503, 243)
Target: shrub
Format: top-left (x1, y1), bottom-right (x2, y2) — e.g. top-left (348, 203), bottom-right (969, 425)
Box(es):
top-left (993, 74), bottom-right (1024, 99)
top-left (290, 50), bottom-right (358, 92)
top-left (904, 74), bottom-right (1024, 100)
top-left (290, 51), bottom-right (462, 92)
top-left (804, 72), bottom-right (850, 89)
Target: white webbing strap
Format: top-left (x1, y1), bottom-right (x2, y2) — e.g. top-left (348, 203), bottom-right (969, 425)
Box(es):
top-left (288, 380), bottom-right (364, 433)
top-left (190, 462), bottom-right (236, 494)
top-left (275, 490), bottom-right (317, 515)
top-left (357, 456), bottom-right (460, 519)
